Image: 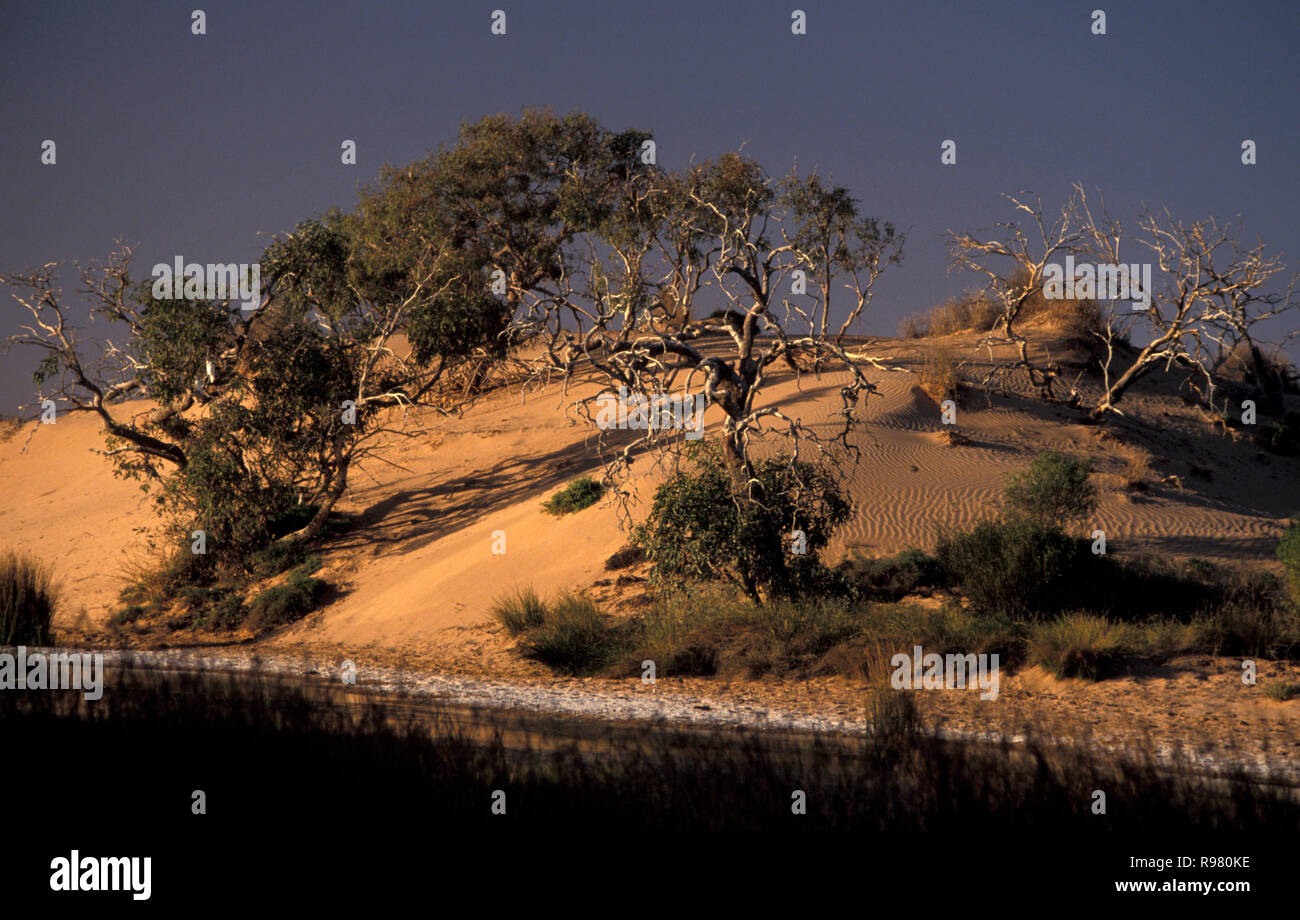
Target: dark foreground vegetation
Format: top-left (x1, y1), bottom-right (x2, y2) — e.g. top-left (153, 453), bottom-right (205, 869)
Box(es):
top-left (2, 664), bottom-right (1295, 832)
top-left (0, 551), bottom-right (55, 645)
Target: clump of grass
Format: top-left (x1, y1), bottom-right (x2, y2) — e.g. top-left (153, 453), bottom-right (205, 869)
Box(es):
top-left (0, 550), bottom-right (57, 645)
top-left (492, 587), bottom-right (547, 635)
top-left (542, 475), bottom-right (605, 516)
top-left (522, 592), bottom-right (631, 675)
top-left (1262, 680), bottom-right (1300, 702)
top-left (1118, 445), bottom-right (1153, 491)
top-left (633, 600), bottom-right (723, 677)
top-left (1190, 602), bottom-right (1297, 659)
top-left (913, 290), bottom-right (1003, 337)
top-left (118, 551), bottom-right (189, 612)
top-left (1029, 615), bottom-right (1131, 680)
top-left (1123, 618), bottom-right (1199, 660)
top-left (919, 347), bottom-right (960, 405)
top-left (1277, 518), bottom-right (1300, 606)
top-left (244, 559), bottom-right (327, 631)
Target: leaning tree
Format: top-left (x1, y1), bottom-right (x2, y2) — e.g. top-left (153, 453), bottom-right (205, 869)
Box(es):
top-left (2, 205), bottom-right (507, 573)
top-left (389, 109), bottom-right (905, 520)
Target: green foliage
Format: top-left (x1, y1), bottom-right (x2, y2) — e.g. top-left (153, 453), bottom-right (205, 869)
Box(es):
top-left (492, 587), bottom-right (547, 635)
top-left (1002, 450), bottom-right (1097, 529)
top-left (0, 551), bottom-right (56, 645)
top-left (635, 443), bottom-right (850, 600)
top-left (541, 476), bottom-right (604, 516)
top-left (245, 561), bottom-right (326, 631)
top-left (352, 108), bottom-right (640, 359)
top-left (132, 289), bottom-right (235, 405)
top-left (32, 354), bottom-right (59, 387)
top-left (180, 585), bottom-right (246, 630)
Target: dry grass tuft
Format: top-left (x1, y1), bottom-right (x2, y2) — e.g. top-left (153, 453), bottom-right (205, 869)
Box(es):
top-left (919, 347), bottom-right (961, 405)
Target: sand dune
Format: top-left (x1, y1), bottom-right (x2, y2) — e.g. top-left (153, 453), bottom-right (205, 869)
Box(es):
top-left (1, 330), bottom-right (1296, 651)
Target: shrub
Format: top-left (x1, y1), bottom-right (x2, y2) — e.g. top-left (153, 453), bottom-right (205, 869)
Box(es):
top-left (924, 290), bottom-right (1002, 336)
top-left (208, 594), bottom-right (246, 630)
top-left (522, 593), bottom-right (629, 675)
top-left (897, 279), bottom-right (1103, 342)
top-left (935, 517), bottom-right (1099, 620)
top-left (542, 476), bottom-right (604, 516)
top-left (898, 315), bottom-right (928, 338)
top-left (493, 587), bottom-right (547, 635)
top-left (841, 548), bottom-right (944, 601)
top-left (110, 605), bottom-right (146, 627)
top-left (635, 442), bottom-right (850, 601)
top-left (245, 561), bottom-right (326, 631)
top-left (1278, 519), bottom-right (1300, 606)
top-left (1029, 615), bottom-right (1131, 680)
top-left (1002, 450), bottom-right (1097, 529)
top-left (0, 552), bottom-right (57, 645)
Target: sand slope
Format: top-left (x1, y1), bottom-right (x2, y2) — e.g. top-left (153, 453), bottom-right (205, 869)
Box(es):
top-left (2, 330), bottom-right (1296, 649)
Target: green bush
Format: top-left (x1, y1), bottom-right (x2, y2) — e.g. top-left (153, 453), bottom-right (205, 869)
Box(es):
top-left (1002, 450), bottom-right (1097, 529)
top-left (245, 561), bottom-right (326, 631)
top-left (542, 476), bottom-right (605, 516)
top-left (0, 551), bottom-right (57, 645)
top-left (935, 517), bottom-right (1099, 620)
top-left (493, 587), bottom-right (547, 635)
top-left (635, 443), bottom-right (850, 601)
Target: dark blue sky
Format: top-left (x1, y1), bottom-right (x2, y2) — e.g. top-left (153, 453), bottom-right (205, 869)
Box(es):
top-left (2, 0), bottom-right (1296, 413)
